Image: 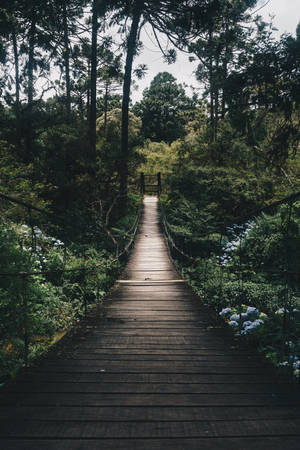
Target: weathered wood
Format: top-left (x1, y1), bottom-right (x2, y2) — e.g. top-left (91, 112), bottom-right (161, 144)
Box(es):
top-left (1, 392), bottom-right (298, 407)
top-left (14, 372), bottom-right (280, 384)
top-left (2, 418), bottom-right (300, 438)
top-left (1, 438), bottom-right (300, 450)
top-left (1, 196), bottom-right (300, 449)
top-left (5, 382), bottom-right (297, 394)
top-left (1, 405), bottom-right (299, 421)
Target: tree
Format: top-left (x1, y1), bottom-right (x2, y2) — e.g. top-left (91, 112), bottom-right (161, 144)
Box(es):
top-left (96, 107), bottom-right (141, 157)
top-left (224, 21), bottom-right (300, 167)
top-left (134, 72), bottom-right (198, 143)
top-left (96, 107), bottom-right (142, 197)
top-left (190, 0), bottom-right (257, 140)
top-left (51, 0), bottom-right (87, 116)
top-left (111, 0), bottom-right (236, 199)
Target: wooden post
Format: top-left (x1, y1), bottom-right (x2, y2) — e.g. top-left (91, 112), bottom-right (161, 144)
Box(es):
top-left (157, 172), bottom-right (161, 197)
top-left (140, 172), bottom-right (145, 196)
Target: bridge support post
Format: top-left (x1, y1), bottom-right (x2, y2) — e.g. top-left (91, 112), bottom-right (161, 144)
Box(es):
top-left (157, 172), bottom-right (161, 197)
top-left (140, 172), bottom-right (145, 196)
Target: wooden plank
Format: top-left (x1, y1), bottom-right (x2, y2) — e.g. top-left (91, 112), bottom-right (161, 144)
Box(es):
top-left (104, 303), bottom-right (203, 308)
top-left (47, 354), bottom-right (261, 363)
top-left (71, 336), bottom-right (232, 344)
top-left (1, 393), bottom-right (297, 407)
top-left (14, 372), bottom-right (279, 384)
top-left (55, 347), bottom-right (259, 356)
top-left (1, 437), bottom-right (300, 450)
top-left (32, 361), bottom-right (269, 373)
top-left (100, 321), bottom-right (210, 327)
top-left (117, 280), bottom-right (185, 284)
top-left (1, 405), bottom-right (299, 421)
top-left (5, 382), bottom-right (297, 395)
top-left (2, 419), bottom-right (300, 438)
top-left (89, 329), bottom-right (229, 336)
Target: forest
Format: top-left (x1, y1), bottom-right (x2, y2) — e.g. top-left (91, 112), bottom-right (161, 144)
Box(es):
top-left (0, 0), bottom-right (300, 382)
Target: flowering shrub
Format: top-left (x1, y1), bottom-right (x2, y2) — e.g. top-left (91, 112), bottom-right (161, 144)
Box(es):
top-left (218, 303), bottom-right (300, 377)
top-left (0, 220), bottom-right (123, 382)
top-left (219, 305), bottom-right (265, 336)
top-left (165, 191), bottom-right (300, 381)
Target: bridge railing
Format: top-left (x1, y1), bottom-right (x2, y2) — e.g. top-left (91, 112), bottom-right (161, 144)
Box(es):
top-left (160, 191), bottom-right (300, 380)
top-left (140, 172), bottom-right (161, 197)
top-left (0, 191), bottom-right (142, 377)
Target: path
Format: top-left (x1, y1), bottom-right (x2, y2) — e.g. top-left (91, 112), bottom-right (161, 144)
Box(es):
top-left (0, 197), bottom-right (300, 449)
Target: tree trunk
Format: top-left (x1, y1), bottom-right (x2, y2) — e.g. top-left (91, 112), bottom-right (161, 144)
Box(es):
top-left (208, 28), bottom-right (215, 142)
top-left (214, 54), bottom-right (220, 138)
top-left (89, 0), bottom-right (98, 161)
top-left (120, 8), bottom-right (142, 200)
top-left (104, 79), bottom-right (108, 137)
top-left (209, 68), bottom-right (215, 142)
top-left (87, 60), bottom-right (90, 119)
top-left (26, 15), bottom-right (36, 162)
top-left (63, 0), bottom-right (71, 116)
top-left (221, 51), bottom-right (228, 119)
top-left (221, 22), bottom-right (230, 119)
top-left (12, 30), bottom-right (20, 107)
top-left (28, 16), bottom-right (36, 105)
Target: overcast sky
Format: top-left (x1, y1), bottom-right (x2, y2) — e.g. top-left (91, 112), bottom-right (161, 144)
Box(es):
top-left (131, 0), bottom-right (300, 103)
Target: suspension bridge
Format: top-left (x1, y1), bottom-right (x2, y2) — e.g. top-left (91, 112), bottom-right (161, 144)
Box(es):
top-left (0, 191), bottom-right (300, 449)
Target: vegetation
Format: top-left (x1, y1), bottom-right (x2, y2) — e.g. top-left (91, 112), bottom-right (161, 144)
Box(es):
top-left (162, 200), bottom-right (300, 378)
top-left (0, 1), bottom-right (300, 380)
top-left (0, 193), bottom-right (140, 381)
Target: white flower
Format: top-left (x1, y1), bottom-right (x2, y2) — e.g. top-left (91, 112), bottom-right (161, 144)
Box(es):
top-left (34, 228), bottom-right (42, 237)
top-left (246, 307), bottom-right (259, 318)
top-left (229, 320), bottom-right (239, 327)
top-left (293, 360), bottom-right (300, 370)
top-left (230, 314), bottom-right (240, 322)
top-left (219, 307), bottom-right (232, 316)
top-left (240, 319), bottom-right (264, 335)
top-left (252, 319), bottom-right (264, 326)
top-left (276, 308), bottom-right (289, 315)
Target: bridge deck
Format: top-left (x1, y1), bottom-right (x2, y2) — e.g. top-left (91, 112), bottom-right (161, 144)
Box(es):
top-left (0, 197), bottom-right (300, 449)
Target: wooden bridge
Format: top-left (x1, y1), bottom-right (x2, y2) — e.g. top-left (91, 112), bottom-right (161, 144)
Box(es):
top-left (0, 197), bottom-right (300, 449)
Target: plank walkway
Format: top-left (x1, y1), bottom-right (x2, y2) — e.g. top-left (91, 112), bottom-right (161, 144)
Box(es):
top-left (1, 196), bottom-right (300, 449)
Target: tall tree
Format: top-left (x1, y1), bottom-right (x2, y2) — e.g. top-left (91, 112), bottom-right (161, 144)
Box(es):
top-left (86, 0), bottom-right (111, 162)
top-left (134, 72), bottom-right (198, 143)
top-left (120, 3), bottom-right (142, 197)
top-left (111, 0), bottom-right (238, 199)
top-left (190, 0), bottom-right (257, 140)
top-left (62, 0), bottom-right (71, 115)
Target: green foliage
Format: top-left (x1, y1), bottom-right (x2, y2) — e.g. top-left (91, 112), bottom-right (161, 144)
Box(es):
top-left (137, 140), bottom-right (179, 177)
top-left (97, 108), bottom-right (141, 149)
top-left (0, 190), bottom-right (141, 382)
top-left (236, 204), bottom-right (300, 275)
top-left (167, 166), bottom-right (275, 227)
top-left (166, 195), bottom-right (300, 378)
top-left (133, 72), bottom-right (200, 143)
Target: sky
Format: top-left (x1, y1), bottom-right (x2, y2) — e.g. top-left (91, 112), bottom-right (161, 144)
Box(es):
top-left (131, 0), bottom-right (300, 103)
